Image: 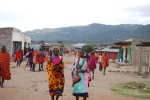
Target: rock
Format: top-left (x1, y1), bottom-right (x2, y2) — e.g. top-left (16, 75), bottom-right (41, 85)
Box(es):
top-left (34, 89), bottom-right (38, 91)
top-left (116, 70), bottom-right (120, 72)
top-left (108, 70), bottom-right (112, 72)
top-left (126, 71), bottom-right (131, 73)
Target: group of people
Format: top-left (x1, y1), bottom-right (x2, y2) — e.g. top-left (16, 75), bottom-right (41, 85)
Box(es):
top-left (14, 48), bottom-right (53, 72)
top-left (0, 46), bottom-right (109, 100)
top-left (71, 50), bottom-right (109, 100)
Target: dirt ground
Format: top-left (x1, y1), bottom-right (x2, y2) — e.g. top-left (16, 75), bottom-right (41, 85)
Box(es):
top-left (0, 54), bottom-right (149, 100)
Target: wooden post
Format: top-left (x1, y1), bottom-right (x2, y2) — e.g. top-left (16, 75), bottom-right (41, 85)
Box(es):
top-left (148, 54), bottom-right (150, 73)
top-left (139, 46), bottom-right (142, 74)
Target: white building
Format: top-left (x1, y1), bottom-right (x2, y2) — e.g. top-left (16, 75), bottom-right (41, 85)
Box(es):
top-left (0, 27), bottom-right (31, 56)
top-left (72, 43), bottom-right (86, 50)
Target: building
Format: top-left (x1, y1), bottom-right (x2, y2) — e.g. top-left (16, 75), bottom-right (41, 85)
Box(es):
top-left (114, 39), bottom-right (150, 67)
top-left (72, 43), bottom-right (86, 50)
top-left (98, 47), bottom-right (119, 59)
top-left (0, 27), bottom-right (31, 56)
top-left (41, 43), bottom-right (65, 52)
top-left (136, 42), bottom-right (150, 73)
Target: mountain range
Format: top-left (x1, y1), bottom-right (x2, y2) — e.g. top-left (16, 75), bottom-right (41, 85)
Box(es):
top-left (23, 23), bottom-right (150, 43)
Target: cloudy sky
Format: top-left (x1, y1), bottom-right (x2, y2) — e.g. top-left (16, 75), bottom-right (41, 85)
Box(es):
top-left (0, 0), bottom-right (150, 31)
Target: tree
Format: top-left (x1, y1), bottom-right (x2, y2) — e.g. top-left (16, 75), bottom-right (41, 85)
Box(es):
top-left (82, 45), bottom-right (94, 54)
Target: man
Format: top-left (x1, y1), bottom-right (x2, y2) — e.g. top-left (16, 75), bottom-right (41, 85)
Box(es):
top-left (15, 48), bottom-right (23, 67)
top-left (101, 53), bottom-right (109, 75)
top-left (0, 46), bottom-right (11, 88)
top-left (28, 49), bottom-right (34, 71)
top-left (98, 53), bottom-right (102, 71)
top-left (32, 50), bottom-right (38, 72)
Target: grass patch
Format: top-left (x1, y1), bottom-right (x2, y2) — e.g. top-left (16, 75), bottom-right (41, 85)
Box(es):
top-left (136, 73), bottom-right (148, 77)
top-left (111, 82), bottom-right (150, 99)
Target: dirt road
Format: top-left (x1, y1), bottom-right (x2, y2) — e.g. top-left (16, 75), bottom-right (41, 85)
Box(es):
top-left (0, 54), bottom-right (149, 100)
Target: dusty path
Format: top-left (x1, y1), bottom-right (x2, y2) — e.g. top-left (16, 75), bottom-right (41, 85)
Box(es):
top-left (0, 54), bottom-right (149, 100)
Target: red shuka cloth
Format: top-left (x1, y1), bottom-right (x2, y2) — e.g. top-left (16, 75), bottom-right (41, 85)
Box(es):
top-left (0, 52), bottom-right (11, 80)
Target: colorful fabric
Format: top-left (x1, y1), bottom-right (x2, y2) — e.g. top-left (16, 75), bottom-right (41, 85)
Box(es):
top-left (15, 50), bottom-right (21, 62)
top-left (38, 51), bottom-right (45, 63)
top-left (101, 54), bottom-right (109, 68)
top-left (73, 58), bottom-right (89, 97)
top-left (33, 51), bottom-right (38, 64)
top-left (88, 54), bottom-right (96, 70)
top-left (45, 55), bottom-right (50, 62)
top-left (95, 53), bottom-right (99, 63)
top-left (46, 56), bottom-right (65, 96)
top-left (0, 52), bottom-right (11, 80)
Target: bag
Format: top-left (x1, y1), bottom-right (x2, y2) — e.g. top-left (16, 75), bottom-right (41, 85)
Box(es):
top-left (72, 73), bottom-right (81, 85)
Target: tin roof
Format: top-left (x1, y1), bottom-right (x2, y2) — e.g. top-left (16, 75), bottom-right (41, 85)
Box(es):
top-left (99, 48), bottom-right (119, 53)
top-left (136, 42), bottom-right (150, 46)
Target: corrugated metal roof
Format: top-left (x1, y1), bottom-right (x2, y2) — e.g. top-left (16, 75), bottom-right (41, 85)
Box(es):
top-left (99, 48), bottom-right (119, 52)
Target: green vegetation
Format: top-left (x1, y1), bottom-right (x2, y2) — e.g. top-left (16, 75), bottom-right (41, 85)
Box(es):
top-left (135, 73), bottom-right (148, 78)
top-left (111, 82), bottom-right (150, 99)
top-left (82, 45), bottom-right (94, 54)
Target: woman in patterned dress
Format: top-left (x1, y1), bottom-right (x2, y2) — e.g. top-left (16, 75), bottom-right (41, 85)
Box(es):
top-left (46, 48), bottom-right (65, 100)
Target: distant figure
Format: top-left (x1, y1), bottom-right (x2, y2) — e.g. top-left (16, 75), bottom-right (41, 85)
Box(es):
top-left (0, 46), bottom-right (11, 88)
top-left (95, 52), bottom-right (99, 63)
top-left (49, 49), bottom-right (52, 57)
top-left (46, 48), bottom-right (65, 100)
top-left (112, 54), bottom-right (116, 63)
top-left (74, 51), bottom-right (77, 57)
top-left (28, 49), bottom-right (34, 71)
top-left (98, 54), bottom-right (102, 71)
top-left (15, 49), bottom-right (23, 67)
top-left (101, 53), bottom-right (109, 75)
top-left (85, 53), bottom-right (90, 61)
top-left (32, 50), bottom-right (38, 71)
top-left (38, 49), bottom-right (45, 71)
top-left (88, 52), bottom-right (96, 79)
top-left (44, 52), bottom-right (50, 71)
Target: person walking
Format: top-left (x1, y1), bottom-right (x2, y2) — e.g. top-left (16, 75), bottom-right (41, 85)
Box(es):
top-left (46, 48), bottom-right (65, 100)
top-left (98, 54), bottom-right (102, 71)
top-left (38, 49), bottom-right (45, 71)
top-left (72, 49), bottom-right (89, 100)
top-left (88, 52), bottom-right (96, 79)
top-left (0, 46), bottom-right (11, 88)
top-left (101, 53), bottom-right (109, 75)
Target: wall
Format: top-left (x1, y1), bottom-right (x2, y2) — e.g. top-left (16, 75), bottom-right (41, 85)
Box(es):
top-left (0, 28), bottom-right (13, 56)
top-left (132, 39), bottom-right (150, 69)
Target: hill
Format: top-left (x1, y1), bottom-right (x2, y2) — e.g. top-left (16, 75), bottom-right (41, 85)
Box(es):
top-left (23, 23), bottom-right (150, 43)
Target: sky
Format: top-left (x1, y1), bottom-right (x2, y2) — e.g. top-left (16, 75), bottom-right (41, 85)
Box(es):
top-left (0, 0), bottom-right (150, 31)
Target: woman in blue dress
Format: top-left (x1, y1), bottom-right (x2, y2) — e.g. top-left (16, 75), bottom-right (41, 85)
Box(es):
top-left (72, 49), bottom-right (89, 100)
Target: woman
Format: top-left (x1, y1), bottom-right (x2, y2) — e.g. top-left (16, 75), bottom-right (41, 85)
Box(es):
top-left (88, 52), bottom-right (96, 79)
top-left (73, 49), bottom-right (89, 100)
top-left (46, 48), bottom-right (65, 100)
